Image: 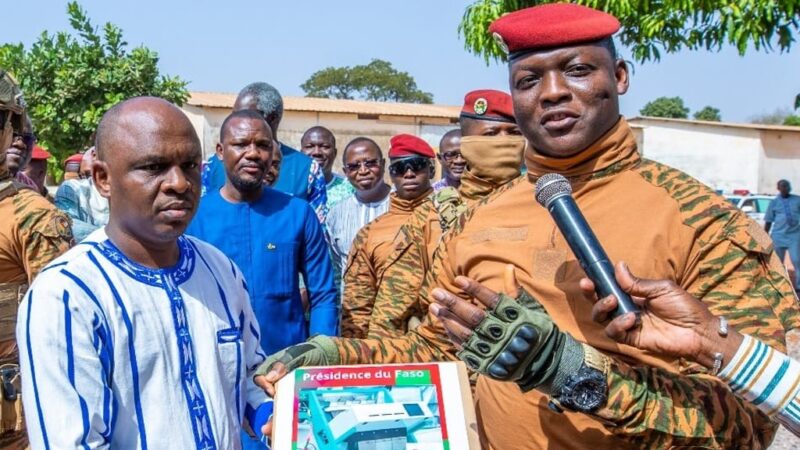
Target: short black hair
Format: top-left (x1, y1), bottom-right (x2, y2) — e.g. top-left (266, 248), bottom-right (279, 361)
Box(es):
top-left (598, 36), bottom-right (618, 60)
top-left (439, 129), bottom-right (461, 149)
top-left (302, 126), bottom-right (336, 148)
top-left (219, 109), bottom-right (269, 142)
top-left (342, 137), bottom-right (382, 162)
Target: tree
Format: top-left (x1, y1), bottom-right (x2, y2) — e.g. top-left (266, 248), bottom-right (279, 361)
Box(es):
top-left (750, 107), bottom-right (795, 125)
top-left (784, 115), bottom-right (800, 126)
top-left (0, 2), bottom-right (189, 174)
top-left (693, 106), bottom-right (722, 122)
top-left (640, 97), bottom-right (689, 119)
top-left (301, 59), bottom-right (433, 104)
top-left (459, 0), bottom-right (800, 64)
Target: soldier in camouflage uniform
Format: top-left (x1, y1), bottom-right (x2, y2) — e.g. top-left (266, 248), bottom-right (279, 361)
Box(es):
top-left (363, 90), bottom-right (525, 339)
top-left (0, 70), bottom-right (73, 449)
top-left (256, 6), bottom-right (800, 448)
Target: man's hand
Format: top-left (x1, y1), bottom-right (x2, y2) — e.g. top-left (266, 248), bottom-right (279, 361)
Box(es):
top-left (253, 335), bottom-right (340, 440)
top-left (430, 265), bottom-right (570, 393)
top-left (582, 261), bottom-right (742, 368)
top-left (253, 336), bottom-right (339, 395)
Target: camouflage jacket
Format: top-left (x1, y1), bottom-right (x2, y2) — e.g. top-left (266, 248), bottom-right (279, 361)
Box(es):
top-left (365, 187), bottom-right (464, 339)
top-left (0, 179), bottom-right (73, 284)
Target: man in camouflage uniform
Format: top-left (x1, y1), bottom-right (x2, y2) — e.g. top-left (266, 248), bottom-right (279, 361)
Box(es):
top-left (256, 5), bottom-right (799, 449)
top-left (0, 70), bottom-right (73, 449)
top-left (363, 89), bottom-right (525, 339)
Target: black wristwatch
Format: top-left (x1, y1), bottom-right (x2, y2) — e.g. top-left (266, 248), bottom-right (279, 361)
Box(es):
top-left (550, 365), bottom-right (608, 413)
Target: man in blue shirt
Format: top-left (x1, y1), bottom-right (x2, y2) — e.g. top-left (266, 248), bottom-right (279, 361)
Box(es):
top-left (201, 82), bottom-right (328, 224)
top-left (766, 179), bottom-right (800, 287)
top-left (189, 109), bottom-right (338, 352)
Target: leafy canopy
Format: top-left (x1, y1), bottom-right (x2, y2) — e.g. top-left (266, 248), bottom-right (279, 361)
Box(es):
top-left (301, 59), bottom-right (433, 104)
top-left (460, 0), bottom-right (800, 64)
top-left (693, 106), bottom-right (722, 122)
top-left (639, 96), bottom-right (690, 119)
top-left (0, 1), bottom-right (189, 171)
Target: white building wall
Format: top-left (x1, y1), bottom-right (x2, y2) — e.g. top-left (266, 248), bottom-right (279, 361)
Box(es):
top-left (759, 130), bottom-right (800, 194)
top-left (639, 122), bottom-right (762, 192)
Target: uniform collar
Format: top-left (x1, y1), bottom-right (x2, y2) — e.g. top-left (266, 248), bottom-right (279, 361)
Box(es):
top-left (389, 189), bottom-right (432, 213)
top-left (525, 117), bottom-right (640, 184)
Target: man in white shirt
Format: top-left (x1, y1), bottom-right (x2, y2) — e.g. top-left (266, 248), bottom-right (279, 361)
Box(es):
top-left (326, 137), bottom-right (391, 285)
top-left (18, 97), bottom-right (271, 449)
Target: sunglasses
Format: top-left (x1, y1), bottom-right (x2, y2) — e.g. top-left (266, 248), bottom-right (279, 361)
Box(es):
top-left (389, 157), bottom-right (431, 176)
top-left (440, 150), bottom-right (463, 162)
top-left (344, 158), bottom-right (381, 173)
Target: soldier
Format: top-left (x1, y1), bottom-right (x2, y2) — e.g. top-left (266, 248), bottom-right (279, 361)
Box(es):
top-left (364, 89), bottom-right (527, 339)
top-left (341, 134), bottom-right (435, 338)
top-left (256, 4), bottom-right (800, 449)
top-left (0, 70), bottom-right (73, 449)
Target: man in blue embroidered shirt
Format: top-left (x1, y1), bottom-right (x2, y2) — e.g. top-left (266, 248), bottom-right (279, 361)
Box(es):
top-left (189, 110), bottom-right (337, 352)
top-left (202, 82), bottom-right (328, 224)
top-left (18, 97), bottom-right (273, 449)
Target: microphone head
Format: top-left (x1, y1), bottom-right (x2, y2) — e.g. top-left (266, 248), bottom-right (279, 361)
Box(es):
top-left (535, 173), bottom-right (572, 207)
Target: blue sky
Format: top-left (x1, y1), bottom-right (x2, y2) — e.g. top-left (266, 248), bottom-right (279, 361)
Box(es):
top-left (4, 0), bottom-right (798, 122)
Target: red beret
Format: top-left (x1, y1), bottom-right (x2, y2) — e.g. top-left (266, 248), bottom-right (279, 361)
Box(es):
top-left (64, 153), bottom-right (84, 166)
top-left (489, 3), bottom-right (620, 57)
top-left (30, 146), bottom-right (52, 160)
top-left (388, 134), bottom-right (435, 159)
top-left (461, 89), bottom-right (515, 123)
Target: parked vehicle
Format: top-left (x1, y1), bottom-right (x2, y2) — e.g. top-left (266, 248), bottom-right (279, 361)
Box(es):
top-left (725, 192), bottom-right (773, 226)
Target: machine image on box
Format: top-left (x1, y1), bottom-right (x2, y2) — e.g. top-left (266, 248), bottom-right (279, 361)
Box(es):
top-left (271, 363), bottom-right (478, 450)
top-left (296, 384), bottom-right (443, 450)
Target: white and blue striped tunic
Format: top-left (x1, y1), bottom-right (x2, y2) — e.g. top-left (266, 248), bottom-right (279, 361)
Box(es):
top-left (719, 334), bottom-right (800, 437)
top-left (17, 229), bottom-right (271, 449)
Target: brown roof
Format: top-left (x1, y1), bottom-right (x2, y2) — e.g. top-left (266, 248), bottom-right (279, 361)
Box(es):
top-left (187, 91), bottom-right (461, 119)
top-left (628, 116), bottom-right (800, 132)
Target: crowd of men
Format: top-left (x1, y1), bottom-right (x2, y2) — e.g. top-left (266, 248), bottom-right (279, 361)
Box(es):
top-left (2, 3), bottom-right (800, 450)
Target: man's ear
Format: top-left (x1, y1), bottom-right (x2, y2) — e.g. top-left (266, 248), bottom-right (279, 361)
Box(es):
top-left (215, 142), bottom-right (224, 160)
top-left (93, 160), bottom-right (111, 199)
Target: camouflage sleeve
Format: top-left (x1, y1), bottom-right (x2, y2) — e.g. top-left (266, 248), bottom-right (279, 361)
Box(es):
top-left (341, 226), bottom-right (378, 338)
top-left (336, 231), bottom-right (459, 365)
top-left (14, 192), bottom-right (73, 282)
top-left (596, 360), bottom-right (777, 448)
top-left (366, 206), bottom-right (431, 339)
top-left (588, 201), bottom-right (798, 446)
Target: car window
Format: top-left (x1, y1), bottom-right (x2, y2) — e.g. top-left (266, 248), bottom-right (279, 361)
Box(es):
top-left (726, 196), bottom-right (742, 206)
top-left (741, 199), bottom-right (755, 210)
top-left (756, 198), bottom-right (772, 213)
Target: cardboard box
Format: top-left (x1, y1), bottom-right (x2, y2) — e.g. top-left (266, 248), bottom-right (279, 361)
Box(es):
top-left (272, 362), bottom-right (479, 450)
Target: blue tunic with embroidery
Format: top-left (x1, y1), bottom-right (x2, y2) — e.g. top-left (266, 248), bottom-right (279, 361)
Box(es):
top-left (187, 187), bottom-right (338, 356)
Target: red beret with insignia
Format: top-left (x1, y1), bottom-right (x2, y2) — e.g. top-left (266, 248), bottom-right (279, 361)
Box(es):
top-left (30, 146), bottom-right (52, 160)
top-left (461, 89), bottom-right (515, 123)
top-left (489, 3), bottom-right (620, 57)
top-left (388, 134), bottom-right (435, 159)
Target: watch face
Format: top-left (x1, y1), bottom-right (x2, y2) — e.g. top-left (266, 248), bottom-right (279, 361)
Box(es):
top-left (565, 377), bottom-right (606, 412)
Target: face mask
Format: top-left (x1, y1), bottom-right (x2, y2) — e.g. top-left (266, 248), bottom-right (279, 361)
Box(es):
top-left (459, 135), bottom-right (527, 185)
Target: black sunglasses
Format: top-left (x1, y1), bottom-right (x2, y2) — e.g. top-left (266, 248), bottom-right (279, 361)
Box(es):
top-left (389, 157), bottom-right (431, 176)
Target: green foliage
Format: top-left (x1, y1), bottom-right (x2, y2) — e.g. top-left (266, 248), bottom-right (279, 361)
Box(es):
top-left (784, 115), bottom-right (800, 126)
top-left (460, 0), bottom-right (800, 64)
top-left (0, 1), bottom-right (189, 174)
top-left (640, 96), bottom-right (690, 119)
top-left (693, 106), bottom-right (722, 122)
top-left (750, 107), bottom-right (795, 125)
top-left (301, 59), bottom-right (433, 104)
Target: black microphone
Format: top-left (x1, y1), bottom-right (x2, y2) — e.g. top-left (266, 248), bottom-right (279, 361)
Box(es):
top-left (535, 173), bottom-right (640, 320)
